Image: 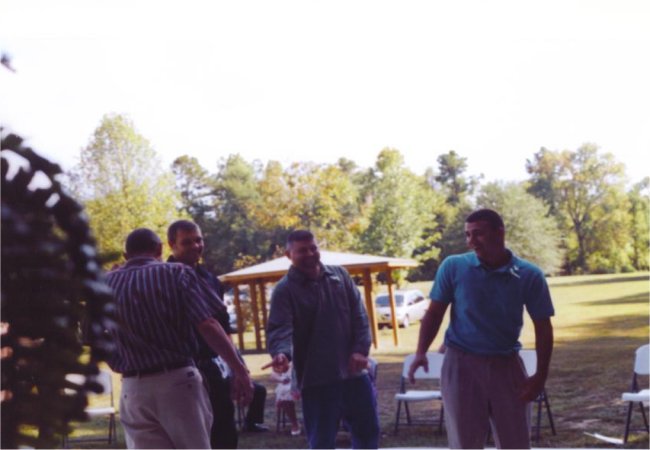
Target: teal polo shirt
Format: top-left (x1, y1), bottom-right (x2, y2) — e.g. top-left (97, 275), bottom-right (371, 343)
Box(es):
top-left (430, 251), bottom-right (554, 356)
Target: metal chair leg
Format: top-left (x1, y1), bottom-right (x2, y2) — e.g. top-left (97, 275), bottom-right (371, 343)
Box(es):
top-left (640, 401), bottom-right (649, 432)
top-left (394, 401), bottom-right (402, 434)
top-left (108, 415), bottom-right (114, 444)
top-left (543, 391), bottom-right (556, 435)
top-left (639, 402), bottom-right (650, 432)
top-left (624, 401), bottom-right (634, 443)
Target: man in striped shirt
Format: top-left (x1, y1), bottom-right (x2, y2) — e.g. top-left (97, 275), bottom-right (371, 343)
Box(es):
top-left (106, 228), bottom-right (253, 449)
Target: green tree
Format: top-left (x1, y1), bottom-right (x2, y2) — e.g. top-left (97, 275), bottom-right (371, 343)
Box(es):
top-left (69, 114), bottom-right (182, 262)
top-left (175, 156), bottom-right (369, 275)
top-left (256, 161), bottom-right (291, 225)
top-left (526, 144), bottom-right (630, 273)
top-left (435, 150), bottom-right (479, 205)
top-left (526, 147), bottom-right (563, 217)
top-left (361, 149), bottom-right (442, 270)
top-left (430, 151), bottom-right (479, 265)
top-left (171, 155), bottom-right (216, 221)
top-left (408, 177), bottom-right (447, 281)
top-left (436, 202), bottom-right (476, 260)
top-left (204, 154), bottom-right (265, 272)
top-left (627, 177), bottom-right (649, 270)
top-left (477, 182), bottom-right (564, 274)
top-left (284, 162), bottom-right (363, 250)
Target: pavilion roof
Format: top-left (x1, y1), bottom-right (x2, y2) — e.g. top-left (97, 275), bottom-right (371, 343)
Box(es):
top-left (220, 250), bottom-right (418, 284)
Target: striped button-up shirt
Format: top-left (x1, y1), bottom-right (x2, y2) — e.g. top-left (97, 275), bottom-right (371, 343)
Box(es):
top-left (105, 256), bottom-right (219, 373)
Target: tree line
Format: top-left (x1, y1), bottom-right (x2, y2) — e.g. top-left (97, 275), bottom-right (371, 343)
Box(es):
top-left (68, 113), bottom-right (649, 281)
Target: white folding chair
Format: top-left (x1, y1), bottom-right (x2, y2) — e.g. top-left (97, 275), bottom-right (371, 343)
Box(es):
top-left (63, 369), bottom-right (117, 447)
top-left (394, 352), bottom-right (444, 434)
top-left (519, 349), bottom-right (556, 442)
top-left (622, 344), bottom-right (650, 443)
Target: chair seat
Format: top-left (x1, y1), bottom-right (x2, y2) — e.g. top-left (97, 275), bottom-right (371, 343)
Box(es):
top-left (395, 389), bottom-right (442, 402)
top-left (63, 369), bottom-right (117, 448)
top-left (86, 406), bottom-right (117, 416)
top-left (622, 389), bottom-right (650, 403)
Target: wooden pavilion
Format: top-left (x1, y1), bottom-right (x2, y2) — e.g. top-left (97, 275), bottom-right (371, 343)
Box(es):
top-left (220, 251), bottom-right (418, 352)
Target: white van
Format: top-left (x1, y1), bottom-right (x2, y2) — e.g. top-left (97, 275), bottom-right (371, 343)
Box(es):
top-left (375, 289), bottom-right (429, 328)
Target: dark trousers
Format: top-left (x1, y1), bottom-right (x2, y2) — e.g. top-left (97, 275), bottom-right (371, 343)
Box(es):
top-left (245, 383), bottom-right (267, 426)
top-left (301, 375), bottom-right (379, 449)
top-left (200, 361), bottom-right (238, 449)
top-left (200, 361), bottom-right (268, 448)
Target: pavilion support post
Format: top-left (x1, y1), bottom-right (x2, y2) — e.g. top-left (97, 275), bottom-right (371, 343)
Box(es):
top-left (362, 269), bottom-right (378, 349)
top-left (386, 270), bottom-right (399, 346)
top-left (233, 285), bottom-right (245, 351)
top-left (259, 281), bottom-right (268, 335)
top-left (248, 282), bottom-right (262, 351)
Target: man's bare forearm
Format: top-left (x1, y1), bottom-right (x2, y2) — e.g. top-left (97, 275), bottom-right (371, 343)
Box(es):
top-left (416, 301), bottom-right (448, 355)
top-left (533, 318), bottom-right (553, 378)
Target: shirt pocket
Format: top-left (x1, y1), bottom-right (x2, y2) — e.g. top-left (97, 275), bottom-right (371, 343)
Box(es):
top-left (328, 279), bottom-right (350, 312)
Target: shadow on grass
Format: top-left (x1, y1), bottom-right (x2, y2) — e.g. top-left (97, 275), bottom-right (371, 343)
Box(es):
top-left (546, 314), bottom-right (649, 448)
top-left (581, 292), bottom-right (650, 307)
top-left (550, 274), bottom-right (649, 288)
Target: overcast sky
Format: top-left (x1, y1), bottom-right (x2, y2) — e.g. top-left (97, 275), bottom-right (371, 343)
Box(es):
top-left (1, 0), bottom-right (649, 184)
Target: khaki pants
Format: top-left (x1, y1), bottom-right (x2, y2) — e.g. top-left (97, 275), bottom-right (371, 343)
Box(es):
top-left (441, 346), bottom-right (531, 449)
top-left (120, 366), bottom-right (213, 449)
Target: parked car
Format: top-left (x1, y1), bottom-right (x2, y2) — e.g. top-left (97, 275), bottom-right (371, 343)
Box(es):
top-left (375, 289), bottom-right (429, 328)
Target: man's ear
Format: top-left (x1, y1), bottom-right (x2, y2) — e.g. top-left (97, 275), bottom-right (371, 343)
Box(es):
top-left (123, 251), bottom-right (130, 261)
top-left (154, 242), bottom-right (163, 258)
top-left (285, 248), bottom-right (291, 259)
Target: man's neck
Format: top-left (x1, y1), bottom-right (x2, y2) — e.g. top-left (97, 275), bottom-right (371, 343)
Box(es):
top-left (483, 248), bottom-right (512, 269)
top-left (295, 264), bottom-right (321, 280)
top-left (479, 249), bottom-right (511, 269)
top-left (125, 253), bottom-right (160, 263)
top-left (169, 254), bottom-right (198, 268)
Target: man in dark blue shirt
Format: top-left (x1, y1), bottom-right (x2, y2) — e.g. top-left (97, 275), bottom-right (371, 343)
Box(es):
top-left (167, 220), bottom-right (268, 449)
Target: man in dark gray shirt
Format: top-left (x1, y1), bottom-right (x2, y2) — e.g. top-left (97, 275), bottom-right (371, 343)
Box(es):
top-left (266, 230), bottom-right (379, 449)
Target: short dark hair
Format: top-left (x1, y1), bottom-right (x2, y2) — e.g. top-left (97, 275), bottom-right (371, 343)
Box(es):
top-left (286, 229), bottom-right (315, 247)
top-left (465, 208), bottom-right (504, 230)
top-left (167, 220), bottom-right (199, 244)
top-left (125, 228), bottom-right (161, 255)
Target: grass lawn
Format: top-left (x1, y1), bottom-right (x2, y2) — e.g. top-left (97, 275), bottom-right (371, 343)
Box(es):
top-left (63, 272), bottom-right (649, 449)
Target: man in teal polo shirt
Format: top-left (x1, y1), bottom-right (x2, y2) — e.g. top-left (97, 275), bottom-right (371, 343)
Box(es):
top-left (409, 208), bottom-right (554, 449)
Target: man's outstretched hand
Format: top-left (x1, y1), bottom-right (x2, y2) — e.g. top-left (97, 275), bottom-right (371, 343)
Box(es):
top-left (262, 353), bottom-right (290, 373)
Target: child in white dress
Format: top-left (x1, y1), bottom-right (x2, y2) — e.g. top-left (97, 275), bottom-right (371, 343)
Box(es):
top-left (270, 363), bottom-right (301, 436)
